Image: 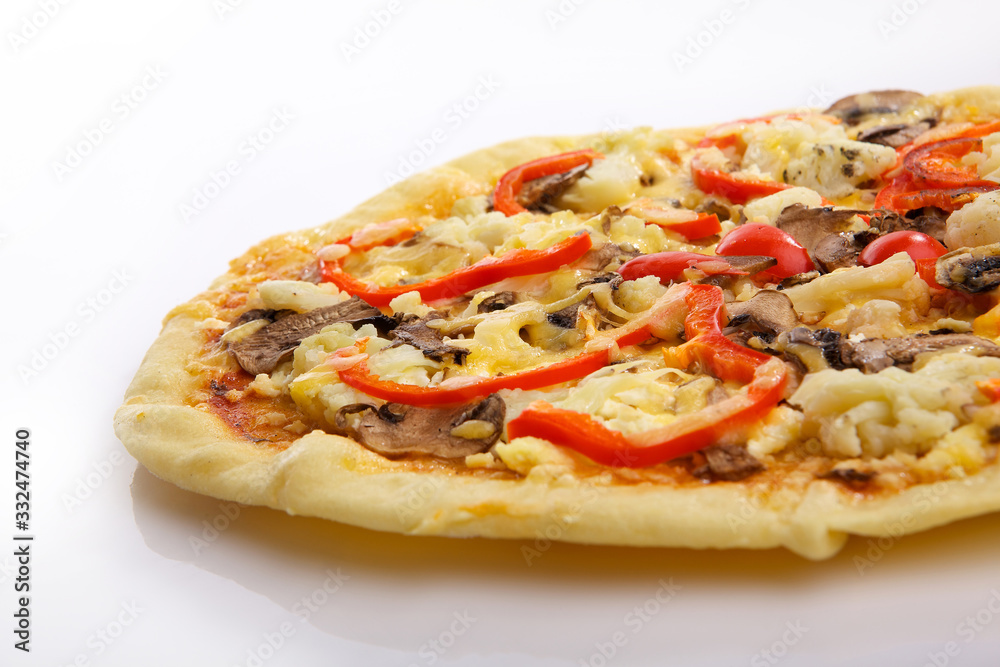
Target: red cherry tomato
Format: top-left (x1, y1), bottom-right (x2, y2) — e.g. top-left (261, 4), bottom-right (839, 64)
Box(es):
top-left (858, 230), bottom-right (947, 288)
top-left (858, 231), bottom-right (946, 266)
top-left (714, 223), bottom-right (814, 279)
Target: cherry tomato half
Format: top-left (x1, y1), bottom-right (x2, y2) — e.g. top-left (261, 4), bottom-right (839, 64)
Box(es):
top-left (714, 223), bottom-right (814, 279)
top-left (858, 230), bottom-right (947, 288)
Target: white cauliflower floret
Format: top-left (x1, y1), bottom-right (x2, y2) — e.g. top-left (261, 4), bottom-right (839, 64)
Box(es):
top-left (944, 190), bottom-right (1000, 249)
top-left (843, 299), bottom-right (908, 339)
top-left (560, 153), bottom-right (643, 212)
top-left (741, 187), bottom-right (825, 225)
top-left (961, 131), bottom-right (1000, 183)
top-left (740, 118), bottom-right (896, 200)
top-left (790, 353), bottom-right (1000, 458)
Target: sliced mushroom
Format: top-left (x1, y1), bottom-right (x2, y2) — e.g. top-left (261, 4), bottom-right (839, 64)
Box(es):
top-left (517, 163), bottom-right (591, 213)
top-left (779, 271), bottom-right (821, 288)
top-left (812, 229), bottom-right (880, 273)
top-left (774, 204), bottom-right (866, 254)
top-left (842, 333), bottom-right (1000, 373)
top-left (856, 120), bottom-right (935, 148)
top-left (575, 242), bottom-right (640, 272)
top-left (389, 313), bottom-right (469, 364)
top-left (824, 90), bottom-right (925, 126)
top-left (720, 255), bottom-right (779, 275)
top-left (477, 291), bottom-right (517, 313)
top-left (695, 198), bottom-right (733, 222)
top-left (936, 243), bottom-right (1000, 293)
top-left (701, 255), bottom-right (778, 290)
top-left (783, 327), bottom-right (1000, 374)
top-left (334, 394), bottom-right (506, 459)
top-left (870, 208), bottom-right (949, 244)
top-left (225, 308), bottom-right (292, 332)
top-left (782, 327), bottom-right (846, 370)
top-left (693, 444), bottom-right (764, 482)
top-left (726, 290), bottom-right (799, 343)
top-left (576, 272), bottom-right (624, 290)
top-left (228, 297), bottom-right (394, 375)
top-left (547, 295), bottom-right (597, 329)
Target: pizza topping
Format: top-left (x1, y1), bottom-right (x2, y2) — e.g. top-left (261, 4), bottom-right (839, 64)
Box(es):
top-left (790, 352), bottom-right (1000, 458)
top-left (476, 291), bottom-right (517, 313)
top-left (618, 251), bottom-right (771, 285)
top-left (870, 208), bottom-right (949, 244)
top-left (515, 162), bottom-right (590, 213)
top-left (943, 191), bottom-right (1000, 249)
top-left (334, 394), bottom-right (505, 459)
top-left (838, 333), bottom-right (1000, 374)
top-left (812, 231), bottom-right (879, 273)
top-left (824, 89), bottom-right (925, 126)
top-left (388, 313), bottom-right (469, 365)
top-left (772, 204), bottom-right (866, 255)
top-left (692, 444), bottom-right (765, 482)
top-left (320, 232), bottom-right (593, 307)
top-left (856, 121), bottom-right (936, 148)
top-left (228, 297), bottom-right (392, 375)
top-left (257, 279), bottom-right (348, 312)
top-left (716, 223), bottom-right (814, 279)
top-left (935, 242), bottom-right (1000, 293)
top-left (493, 149), bottom-right (603, 216)
top-left (725, 290), bottom-right (799, 341)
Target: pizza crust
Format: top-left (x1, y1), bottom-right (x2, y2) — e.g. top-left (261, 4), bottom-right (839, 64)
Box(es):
top-left (116, 87), bottom-right (1000, 559)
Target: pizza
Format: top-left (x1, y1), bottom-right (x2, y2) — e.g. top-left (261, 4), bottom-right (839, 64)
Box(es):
top-left (115, 86), bottom-right (1000, 559)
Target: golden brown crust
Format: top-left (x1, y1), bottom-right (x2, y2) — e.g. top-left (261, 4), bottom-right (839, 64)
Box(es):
top-left (116, 87), bottom-right (1000, 559)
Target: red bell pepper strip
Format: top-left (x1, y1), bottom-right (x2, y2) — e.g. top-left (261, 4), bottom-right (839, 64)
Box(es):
top-left (337, 349), bottom-right (611, 407)
top-left (876, 121), bottom-right (1000, 214)
top-left (690, 155), bottom-right (794, 205)
top-left (335, 284), bottom-right (694, 407)
top-left (904, 137), bottom-right (984, 186)
top-left (507, 284), bottom-right (787, 467)
top-left (320, 232), bottom-right (593, 307)
top-left (646, 212), bottom-right (722, 241)
top-left (493, 149), bottom-right (603, 216)
top-left (335, 218), bottom-right (422, 251)
top-left (976, 378), bottom-right (1000, 402)
top-left (618, 251), bottom-right (748, 284)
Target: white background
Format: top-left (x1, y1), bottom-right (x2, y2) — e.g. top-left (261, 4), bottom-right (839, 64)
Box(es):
top-left (3, 1), bottom-right (1000, 665)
